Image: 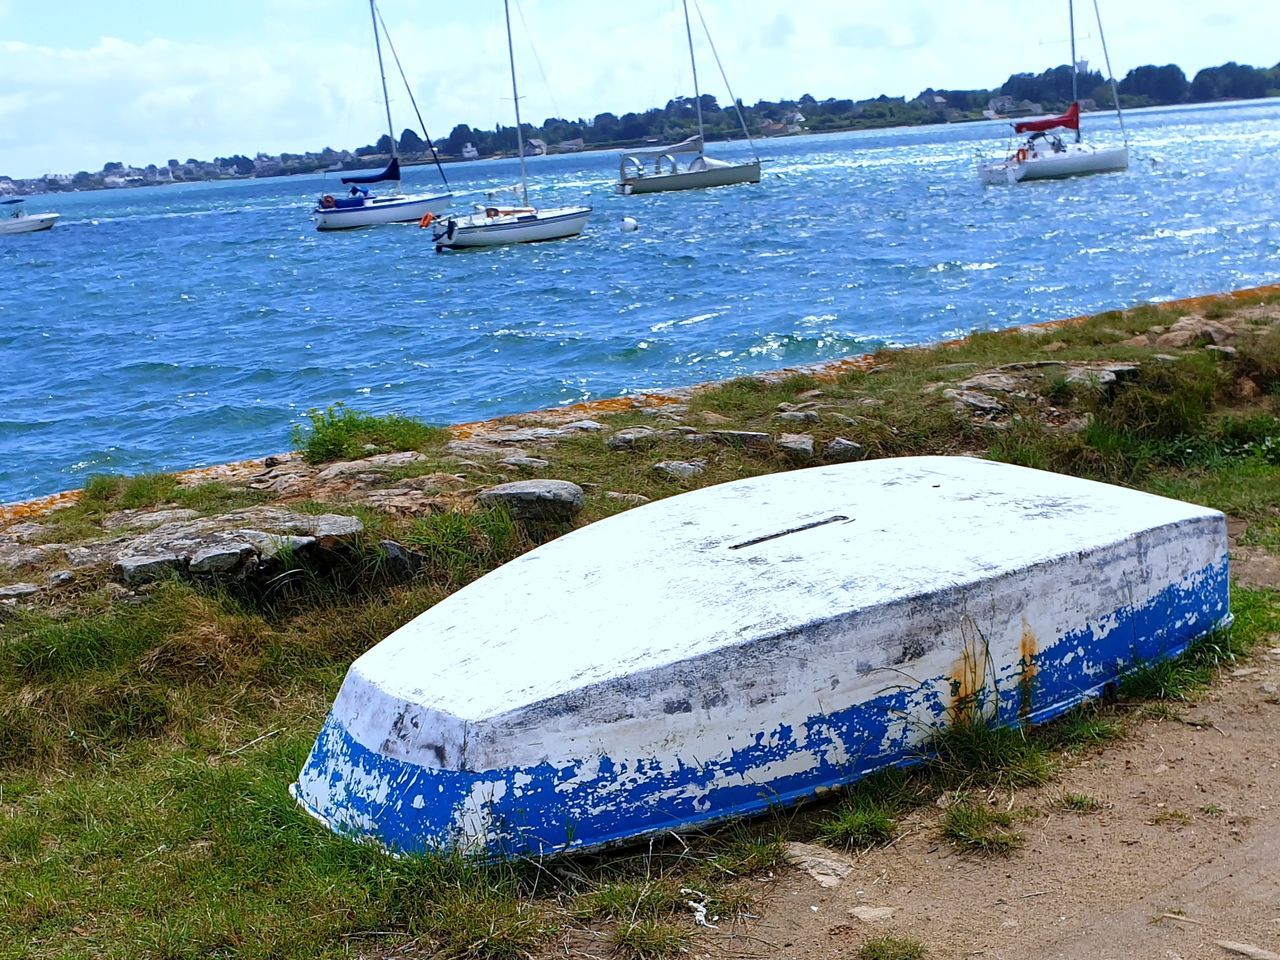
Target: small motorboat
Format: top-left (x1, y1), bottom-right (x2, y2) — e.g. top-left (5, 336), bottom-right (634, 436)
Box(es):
top-left (0, 198), bottom-right (59, 235)
top-left (292, 457), bottom-right (1229, 858)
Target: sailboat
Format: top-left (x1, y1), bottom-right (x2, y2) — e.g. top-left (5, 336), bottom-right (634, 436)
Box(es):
top-left (431, 0), bottom-right (590, 251)
top-left (313, 0), bottom-right (452, 230)
top-left (615, 0), bottom-right (759, 195)
top-left (978, 0), bottom-right (1129, 186)
top-left (0, 198), bottom-right (59, 235)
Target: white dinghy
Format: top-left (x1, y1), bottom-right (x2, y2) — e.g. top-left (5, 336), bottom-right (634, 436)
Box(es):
top-left (0, 198), bottom-right (59, 235)
top-left (431, 0), bottom-right (589, 251)
top-left (293, 457), bottom-right (1229, 857)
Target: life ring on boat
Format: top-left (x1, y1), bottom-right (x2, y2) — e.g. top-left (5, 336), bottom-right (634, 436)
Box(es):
top-left (418, 212), bottom-right (435, 229)
top-left (1015, 148), bottom-right (1028, 163)
top-left (320, 194), bottom-right (336, 209)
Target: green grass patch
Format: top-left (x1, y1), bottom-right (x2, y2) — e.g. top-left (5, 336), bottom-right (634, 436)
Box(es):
top-left (926, 716), bottom-right (1056, 790)
top-left (611, 918), bottom-right (690, 960)
top-left (1057, 792), bottom-right (1104, 813)
top-left (816, 797), bottom-right (897, 850)
top-left (858, 935), bottom-right (928, 960)
top-left (942, 799), bottom-right (1023, 855)
top-left (292, 403), bottom-right (447, 464)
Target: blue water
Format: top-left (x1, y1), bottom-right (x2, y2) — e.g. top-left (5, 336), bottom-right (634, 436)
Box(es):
top-left (2, 100), bottom-right (1278, 503)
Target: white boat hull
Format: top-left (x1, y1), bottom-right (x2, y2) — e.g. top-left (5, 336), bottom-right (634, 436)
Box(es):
top-left (313, 192), bottom-right (453, 231)
top-left (433, 205), bottom-right (591, 250)
top-left (0, 212), bottom-right (59, 235)
top-left (980, 144), bottom-right (1129, 185)
top-left (293, 456), bottom-right (1230, 857)
top-left (617, 160), bottom-right (761, 195)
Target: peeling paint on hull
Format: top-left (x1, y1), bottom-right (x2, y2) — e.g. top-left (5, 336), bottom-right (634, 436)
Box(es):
top-left (292, 457), bottom-right (1230, 857)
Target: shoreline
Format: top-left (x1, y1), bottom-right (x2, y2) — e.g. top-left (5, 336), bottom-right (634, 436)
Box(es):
top-left (4, 279), bottom-right (1279, 524)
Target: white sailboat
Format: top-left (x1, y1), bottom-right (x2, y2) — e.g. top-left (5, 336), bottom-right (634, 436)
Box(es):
top-left (979, 0), bottom-right (1129, 186)
top-left (431, 0), bottom-right (590, 251)
top-left (0, 198), bottom-right (59, 235)
top-left (313, 0), bottom-right (452, 230)
top-left (616, 0), bottom-right (759, 195)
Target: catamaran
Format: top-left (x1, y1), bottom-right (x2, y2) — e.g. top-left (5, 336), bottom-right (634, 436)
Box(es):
top-left (431, 0), bottom-right (589, 251)
top-left (313, 0), bottom-right (452, 230)
top-left (615, 0), bottom-right (759, 195)
top-left (979, 0), bottom-right (1129, 186)
top-left (0, 198), bottom-right (59, 235)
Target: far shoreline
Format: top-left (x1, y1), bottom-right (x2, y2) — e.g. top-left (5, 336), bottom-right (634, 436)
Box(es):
top-left (4, 279), bottom-right (1278, 523)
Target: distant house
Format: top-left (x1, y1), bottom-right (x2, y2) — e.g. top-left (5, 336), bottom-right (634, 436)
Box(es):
top-left (0, 177), bottom-right (15, 195)
top-left (556, 137), bottom-right (585, 153)
top-left (759, 119), bottom-right (788, 137)
top-left (983, 96), bottom-right (1042, 119)
top-left (915, 94), bottom-right (948, 111)
top-left (523, 138), bottom-right (547, 157)
top-left (782, 110), bottom-right (806, 133)
top-left (461, 142), bottom-right (479, 160)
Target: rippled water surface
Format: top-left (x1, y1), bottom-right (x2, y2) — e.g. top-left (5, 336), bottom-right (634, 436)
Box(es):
top-left (3, 100), bottom-right (1279, 501)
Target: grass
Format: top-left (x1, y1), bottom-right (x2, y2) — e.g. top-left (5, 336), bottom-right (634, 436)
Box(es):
top-left (942, 799), bottom-right (1023, 855)
top-left (858, 936), bottom-right (928, 960)
top-left (291, 402), bottom-right (448, 464)
top-left (4, 292), bottom-right (1280, 958)
top-left (1058, 792), bottom-right (1104, 813)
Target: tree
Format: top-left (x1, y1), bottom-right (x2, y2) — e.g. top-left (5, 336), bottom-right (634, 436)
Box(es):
top-left (1119, 64), bottom-right (1189, 104)
top-left (399, 128), bottom-right (426, 154)
top-left (443, 124), bottom-right (475, 155)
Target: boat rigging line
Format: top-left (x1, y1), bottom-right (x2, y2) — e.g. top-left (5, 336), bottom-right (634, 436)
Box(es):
top-left (691, 0), bottom-right (757, 155)
top-left (373, 1), bottom-right (450, 188)
top-left (1092, 0), bottom-right (1128, 145)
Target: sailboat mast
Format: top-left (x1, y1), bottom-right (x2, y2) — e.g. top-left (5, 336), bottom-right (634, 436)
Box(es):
top-left (369, 0), bottom-right (399, 162)
top-left (504, 0), bottom-right (530, 206)
top-left (682, 0), bottom-right (706, 147)
top-left (1068, 0), bottom-right (1080, 142)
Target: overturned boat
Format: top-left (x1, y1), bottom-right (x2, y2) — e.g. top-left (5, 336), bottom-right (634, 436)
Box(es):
top-left (292, 457), bottom-right (1229, 857)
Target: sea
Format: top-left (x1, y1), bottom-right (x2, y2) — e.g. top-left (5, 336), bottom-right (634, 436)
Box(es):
top-left (2, 99), bottom-right (1278, 504)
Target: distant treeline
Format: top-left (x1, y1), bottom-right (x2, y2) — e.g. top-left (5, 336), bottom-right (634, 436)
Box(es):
top-left (415, 59), bottom-right (1280, 159)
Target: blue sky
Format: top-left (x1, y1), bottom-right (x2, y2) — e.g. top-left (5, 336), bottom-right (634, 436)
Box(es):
top-left (0, 0), bottom-right (1274, 178)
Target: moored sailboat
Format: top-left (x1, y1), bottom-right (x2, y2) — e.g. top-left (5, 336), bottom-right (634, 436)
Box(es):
top-left (431, 0), bottom-right (589, 251)
top-left (979, 0), bottom-right (1129, 186)
top-left (615, 0), bottom-right (759, 195)
top-left (313, 0), bottom-right (452, 230)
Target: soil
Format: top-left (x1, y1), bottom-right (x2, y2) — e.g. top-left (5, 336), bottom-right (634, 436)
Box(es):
top-left (670, 527), bottom-right (1280, 960)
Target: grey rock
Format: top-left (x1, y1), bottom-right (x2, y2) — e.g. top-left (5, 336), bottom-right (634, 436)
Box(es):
top-left (943, 388), bottom-right (1004, 413)
top-left (709, 430), bottom-right (773, 451)
top-left (315, 450), bottom-right (428, 483)
top-left (102, 508), bottom-right (200, 532)
top-left (488, 426), bottom-right (562, 444)
top-left (1205, 344), bottom-right (1238, 357)
top-left (399, 472), bottom-right (469, 493)
top-left (955, 372), bottom-right (1023, 394)
top-left (605, 492), bottom-right (651, 505)
top-left (379, 539), bottom-right (424, 578)
top-left (66, 538), bottom-right (130, 568)
top-left (48, 570), bottom-right (75, 587)
top-left (559, 419), bottom-right (605, 432)
top-left (115, 552), bottom-right (184, 586)
top-left (1, 522), bottom-right (45, 543)
top-left (774, 410), bottom-right (820, 424)
top-left (445, 440), bottom-right (517, 460)
top-left (777, 401), bottom-right (821, 413)
top-left (188, 538), bottom-right (258, 576)
top-left (653, 459), bottom-right (707, 480)
top-left (823, 438), bottom-right (867, 463)
top-left (0, 542), bottom-right (63, 572)
top-left (777, 433), bottom-right (815, 461)
top-left (500, 456), bottom-right (550, 470)
top-left (477, 480), bottom-right (585, 523)
top-left (0, 582), bottom-right (39, 600)
top-left (607, 426), bottom-right (659, 451)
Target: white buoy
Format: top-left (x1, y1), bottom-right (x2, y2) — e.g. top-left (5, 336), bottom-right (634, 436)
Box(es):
top-left (620, 216), bottom-right (639, 233)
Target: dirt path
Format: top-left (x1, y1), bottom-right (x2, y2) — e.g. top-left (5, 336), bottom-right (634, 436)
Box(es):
top-left (708, 642), bottom-right (1280, 960)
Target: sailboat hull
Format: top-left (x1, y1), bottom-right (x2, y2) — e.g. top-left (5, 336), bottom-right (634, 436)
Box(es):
top-left (980, 143), bottom-right (1129, 186)
top-left (617, 160), bottom-right (761, 195)
top-left (434, 206), bottom-right (591, 250)
top-left (313, 192), bottom-right (453, 231)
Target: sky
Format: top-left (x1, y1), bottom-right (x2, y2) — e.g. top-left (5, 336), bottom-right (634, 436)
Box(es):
top-left (0, 0), bottom-right (1275, 178)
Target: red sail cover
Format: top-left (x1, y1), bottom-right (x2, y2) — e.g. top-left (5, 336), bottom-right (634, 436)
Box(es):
top-left (1014, 101), bottom-right (1080, 134)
